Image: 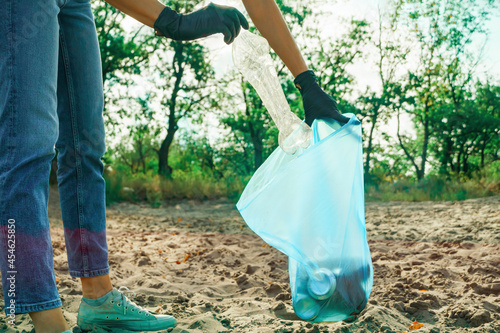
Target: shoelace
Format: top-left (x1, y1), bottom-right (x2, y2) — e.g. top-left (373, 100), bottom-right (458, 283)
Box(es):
top-left (112, 286), bottom-right (151, 317)
top-left (118, 286), bottom-right (136, 299)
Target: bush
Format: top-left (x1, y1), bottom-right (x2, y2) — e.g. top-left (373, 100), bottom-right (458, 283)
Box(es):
top-left (103, 168), bottom-right (248, 207)
top-left (104, 158), bottom-right (499, 206)
top-left (366, 173), bottom-right (498, 202)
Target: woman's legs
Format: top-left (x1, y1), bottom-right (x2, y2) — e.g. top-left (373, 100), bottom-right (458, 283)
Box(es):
top-left (28, 0), bottom-right (112, 328)
top-left (0, 0), bottom-right (67, 325)
top-left (57, 0), bottom-right (117, 319)
top-left (56, 0), bottom-right (114, 314)
top-left (29, 308), bottom-right (69, 333)
top-left (80, 275), bottom-right (113, 299)
top-left (1, 0), bottom-right (111, 329)
top-left (55, 0), bottom-right (109, 281)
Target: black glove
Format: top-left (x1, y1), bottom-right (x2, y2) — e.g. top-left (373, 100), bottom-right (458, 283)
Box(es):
top-left (154, 2), bottom-right (249, 45)
top-left (294, 70), bottom-right (351, 127)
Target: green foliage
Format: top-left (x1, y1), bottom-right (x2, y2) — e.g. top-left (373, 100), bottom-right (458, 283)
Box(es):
top-left (103, 167), bottom-right (247, 207)
top-left (366, 173), bottom-right (499, 202)
top-left (92, 0), bottom-right (159, 132)
top-left (361, 0), bottom-right (500, 182)
top-left (93, 1), bottom-right (155, 83)
top-left (217, 80), bottom-right (277, 171)
top-left (103, 132), bottom-right (252, 206)
top-left (92, 0), bottom-right (499, 206)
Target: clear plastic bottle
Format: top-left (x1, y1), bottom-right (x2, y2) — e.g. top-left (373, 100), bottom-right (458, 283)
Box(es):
top-left (232, 28), bottom-right (312, 154)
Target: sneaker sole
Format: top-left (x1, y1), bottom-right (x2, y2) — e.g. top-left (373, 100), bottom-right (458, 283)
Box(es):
top-left (77, 317), bottom-right (176, 331)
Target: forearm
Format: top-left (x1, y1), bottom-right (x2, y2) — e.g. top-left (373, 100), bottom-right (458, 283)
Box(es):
top-left (104, 0), bottom-right (165, 28)
top-left (241, 0), bottom-right (308, 78)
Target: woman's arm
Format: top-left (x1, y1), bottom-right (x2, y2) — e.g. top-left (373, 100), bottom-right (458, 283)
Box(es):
top-left (104, 0), bottom-right (165, 28)
top-left (242, 0), bottom-right (350, 125)
top-left (103, 0), bottom-right (309, 78)
top-left (103, 0), bottom-right (347, 124)
top-left (241, 0), bottom-right (309, 78)
top-left (104, 0), bottom-right (248, 44)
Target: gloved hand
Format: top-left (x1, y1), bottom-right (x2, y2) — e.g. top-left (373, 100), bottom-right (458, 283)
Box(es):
top-left (294, 70), bottom-right (351, 127)
top-left (154, 2), bottom-right (249, 45)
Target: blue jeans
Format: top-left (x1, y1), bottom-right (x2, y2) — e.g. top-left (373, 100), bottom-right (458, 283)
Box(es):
top-left (0, 0), bottom-right (109, 316)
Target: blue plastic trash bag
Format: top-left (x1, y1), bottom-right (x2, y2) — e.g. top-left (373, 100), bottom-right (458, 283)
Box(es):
top-left (236, 115), bottom-right (373, 322)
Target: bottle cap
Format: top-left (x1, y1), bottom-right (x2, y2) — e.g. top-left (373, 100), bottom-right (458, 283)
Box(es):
top-left (307, 268), bottom-right (336, 300)
top-left (294, 294), bottom-right (320, 321)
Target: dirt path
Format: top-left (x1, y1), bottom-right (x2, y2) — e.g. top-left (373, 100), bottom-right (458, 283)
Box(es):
top-left (0, 188), bottom-right (498, 332)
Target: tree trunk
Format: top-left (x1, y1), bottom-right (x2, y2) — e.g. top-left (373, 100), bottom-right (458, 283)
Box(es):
top-left (463, 154), bottom-right (469, 175)
top-left (158, 42), bottom-right (184, 178)
top-left (456, 149), bottom-right (462, 174)
top-left (480, 135), bottom-right (488, 168)
top-left (364, 110), bottom-right (378, 183)
top-left (418, 104), bottom-right (430, 181)
top-left (396, 109), bottom-right (422, 180)
top-left (252, 135), bottom-right (263, 170)
top-left (241, 81), bottom-right (264, 170)
top-left (158, 127), bottom-right (177, 178)
top-left (441, 136), bottom-right (453, 175)
top-left (136, 140), bottom-right (146, 174)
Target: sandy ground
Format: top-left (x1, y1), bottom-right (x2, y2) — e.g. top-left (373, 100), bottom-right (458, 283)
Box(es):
top-left (0, 187), bottom-right (498, 333)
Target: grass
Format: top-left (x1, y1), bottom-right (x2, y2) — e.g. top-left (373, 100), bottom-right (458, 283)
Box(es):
top-left (103, 162), bottom-right (500, 206)
top-left (366, 161), bottom-right (500, 202)
top-left (365, 176), bottom-right (499, 202)
top-left (104, 168), bottom-right (248, 207)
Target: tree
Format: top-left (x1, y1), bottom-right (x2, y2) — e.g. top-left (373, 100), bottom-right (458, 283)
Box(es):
top-left (51, 0), bottom-right (159, 183)
top-left (358, 7), bottom-right (410, 182)
top-left (148, 0), bottom-right (216, 178)
top-left (301, 18), bottom-right (371, 177)
top-left (219, 78), bottom-right (275, 171)
top-left (114, 93), bottom-right (162, 174)
top-left (389, 0), bottom-right (497, 180)
top-left (92, 0), bottom-right (160, 126)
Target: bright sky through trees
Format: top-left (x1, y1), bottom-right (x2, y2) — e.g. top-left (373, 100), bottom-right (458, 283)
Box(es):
top-left (118, 0), bottom-right (499, 148)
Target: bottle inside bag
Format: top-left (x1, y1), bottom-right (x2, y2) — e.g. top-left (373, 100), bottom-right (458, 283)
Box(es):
top-left (291, 258), bottom-right (371, 322)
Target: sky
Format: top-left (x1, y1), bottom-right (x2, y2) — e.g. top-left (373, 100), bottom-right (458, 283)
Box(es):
top-left (118, 0), bottom-right (500, 149)
top-left (200, 0), bottom-right (500, 86)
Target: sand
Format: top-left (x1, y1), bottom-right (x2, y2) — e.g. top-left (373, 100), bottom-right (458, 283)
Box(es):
top-left (0, 187), bottom-right (498, 333)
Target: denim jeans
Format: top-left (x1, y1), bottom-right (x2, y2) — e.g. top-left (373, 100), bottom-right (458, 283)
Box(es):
top-left (0, 0), bottom-right (109, 316)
